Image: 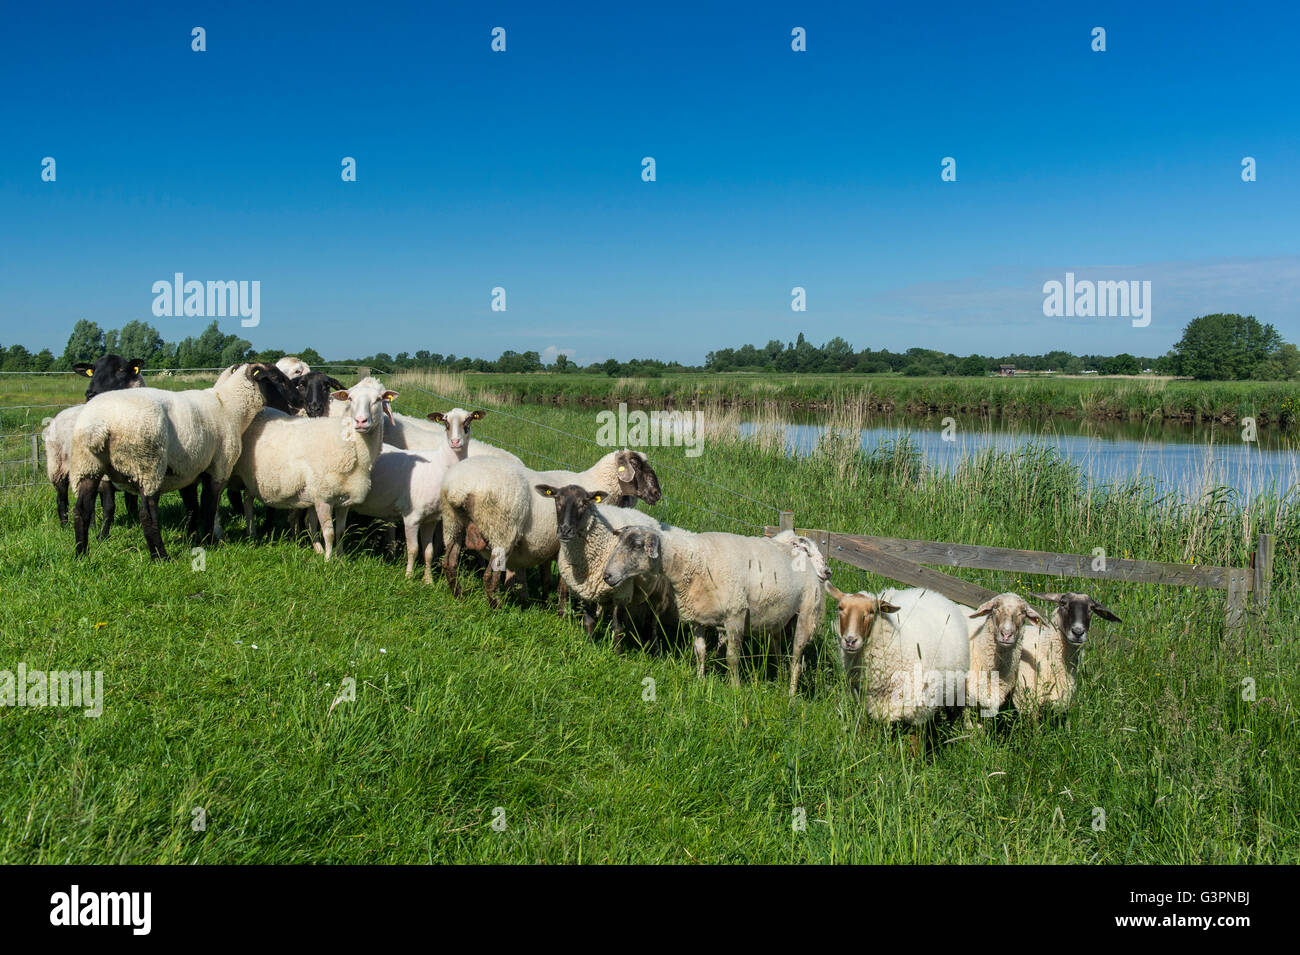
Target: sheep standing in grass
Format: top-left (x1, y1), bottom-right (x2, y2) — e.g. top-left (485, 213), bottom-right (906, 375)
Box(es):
top-left (825, 585), bottom-right (971, 724)
top-left (43, 355), bottom-right (146, 532)
top-left (440, 450), bottom-right (662, 607)
top-left (1014, 592), bottom-right (1120, 713)
top-left (537, 484), bottom-right (673, 647)
top-left (68, 363), bottom-right (279, 559)
top-left (333, 408), bottom-right (481, 582)
top-left (384, 409), bottom-right (520, 464)
top-left (232, 378), bottom-right (396, 560)
top-left (964, 592), bottom-right (1045, 715)
top-left (602, 526), bottom-right (827, 689)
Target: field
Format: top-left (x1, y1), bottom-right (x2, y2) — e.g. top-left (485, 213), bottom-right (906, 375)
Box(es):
top-left (462, 371), bottom-right (1300, 428)
top-left (0, 369), bottom-right (1297, 863)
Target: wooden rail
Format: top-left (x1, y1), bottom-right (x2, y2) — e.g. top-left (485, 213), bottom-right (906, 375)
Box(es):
top-left (765, 522), bottom-right (1275, 632)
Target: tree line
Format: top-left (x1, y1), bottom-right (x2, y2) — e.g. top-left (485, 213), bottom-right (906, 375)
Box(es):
top-left (4, 313), bottom-right (1295, 381)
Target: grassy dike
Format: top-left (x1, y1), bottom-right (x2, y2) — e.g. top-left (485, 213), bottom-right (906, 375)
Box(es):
top-left (464, 371), bottom-right (1300, 429)
top-left (0, 370), bottom-right (1295, 863)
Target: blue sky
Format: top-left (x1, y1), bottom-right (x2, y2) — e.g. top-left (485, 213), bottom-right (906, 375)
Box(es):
top-left (2, 0), bottom-right (1298, 364)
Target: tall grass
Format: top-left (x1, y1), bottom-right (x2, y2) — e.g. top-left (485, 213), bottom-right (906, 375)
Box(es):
top-left (0, 371), bottom-right (1295, 862)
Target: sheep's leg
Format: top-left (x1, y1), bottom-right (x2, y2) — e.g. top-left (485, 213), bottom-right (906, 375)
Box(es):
top-left (315, 502), bottom-right (336, 559)
top-left (723, 616), bottom-right (746, 687)
top-left (610, 603), bottom-right (627, 653)
top-left (582, 604), bottom-right (599, 638)
top-left (305, 508), bottom-right (324, 554)
top-left (443, 539), bottom-right (463, 596)
top-left (98, 481), bottom-right (116, 540)
top-left (788, 614), bottom-right (817, 696)
top-left (139, 494), bottom-right (168, 560)
top-left (73, 478), bottom-right (98, 556)
top-left (402, 517), bottom-right (420, 579)
top-left (419, 522), bottom-right (435, 584)
top-left (179, 482), bottom-right (200, 536)
top-left (226, 485), bottom-right (244, 518)
top-left (334, 507), bottom-right (350, 550)
top-left (196, 473), bottom-right (218, 545)
top-left (55, 475), bottom-right (70, 526)
top-left (539, 562), bottom-right (555, 601)
top-left (483, 547), bottom-right (508, 609)
top-left (691, 624), bottom-right (709, 679)
top-left (123, 491), bottom-right (139, 523)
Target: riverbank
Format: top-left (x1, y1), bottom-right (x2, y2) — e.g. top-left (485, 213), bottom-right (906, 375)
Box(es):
top-left (426, 371), bottom-right (1300, 429)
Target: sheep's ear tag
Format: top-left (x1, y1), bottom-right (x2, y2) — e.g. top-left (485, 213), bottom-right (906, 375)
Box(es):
top-left (131, 365), bottom-right (140, 374)
top-left (617, 465), bottom-right (626, 474)
top-left (544, 488), bottom-right (554, 496)
top-left (592, 493), bottom-right (604, 503)
top-left (252, 367), bottom-right (261, 378)
top-left (82, 368), bottom-right (94, 377)
top-left (382, 391), bottom-right (398, 401)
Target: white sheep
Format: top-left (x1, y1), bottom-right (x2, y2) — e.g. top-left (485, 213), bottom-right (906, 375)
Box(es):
top-left (964, 592), bottom-right (1045, 715)
top-left (67, 363), bottom-right (276, 559)
top-left (602, 526), bottom-right (828, 689)
top-left (232, 378), bottom-right (397, 560)
top-left (275, 356), bottom-right (310, 379)
top-left (384, 409), bottom-right (521, 465)
top-left (825, 585), bottom-right (971, 724)
top-left (440, 449), bottom-right (662, 607)
top-left (1013, 592), bottom-right (1121, 713)
top-left (333, 407), bottom-right (481, 582)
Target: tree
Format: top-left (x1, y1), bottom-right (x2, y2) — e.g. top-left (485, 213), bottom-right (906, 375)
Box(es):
top-left (298, 347), bottom-right (325, 366)
top-left (1172, 314), bottom-right (1283, 380)
top-left (61, 319), bottom-right (105, 367)
top-left (114, 321), bottom-right (165, 361)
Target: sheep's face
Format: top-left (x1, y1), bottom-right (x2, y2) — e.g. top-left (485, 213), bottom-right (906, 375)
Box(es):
top-left (251, 364), bottom-right (306, 414)
top-left (428, 408), bottom-right (485, 454)
top-left (535, 483), bottom-right (609, 542)
top-left (970, 593), bottom-right (1043, 648)
top-left (275, 357), bottom-right (310, 379)
top-left (73, 355), bottom-right (145, 401)
top-left (826, 585), bottom-right (898, 655)
top-left (602, 527), bottom-right (660, 587)
top-left (614, 450), bottom-right (662, 506)
top-left (334, 385), bottom-right (397, 435)
top-left (1030, 592), bottom-right (1121, 646)
top-left (296, 373), bottom-right (346, 417)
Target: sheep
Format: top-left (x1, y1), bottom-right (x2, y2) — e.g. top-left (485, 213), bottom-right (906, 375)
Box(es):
top-left (275, 356), bottom-right (310, 379)
top-left (332, 408), bottom-right (482, 581)
top-left (825, 585), bottom-right (971, 724)
top-left (383, 409), bottom-right (521, 464)
top-left (231, 378), bottom-right (397, 559)
top-left (440, 450), bottom-right (662, 607)
top-left (964, 592), bottom-right (1045, 715)
top-left (43, 355), bottom-right (146, 530)
top-left (536, 484), bottom-right (672, 648)
top-left (68, 363), bottom-right (280, 559)
top-left (1013, 592), bottom-right (1121, 713)
top-left (294, 372), bottom-right (346, 418)
top-left (601, 526), bottom-right (827, 689)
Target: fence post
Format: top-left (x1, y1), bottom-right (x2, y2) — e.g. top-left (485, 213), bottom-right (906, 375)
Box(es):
top-left (32, 434), bottom-right (39, 476)
top-left (779, 510), bottom-right (794, 534)
top-left (1224, 569), bottom-right (1247, 634)
top-left (1252, 532), bottom-right (1275, 614)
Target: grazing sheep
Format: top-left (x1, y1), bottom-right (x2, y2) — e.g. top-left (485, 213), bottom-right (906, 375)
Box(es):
top-left (384, 409), bottom-right (521, 465)
top-left (1014, 592), bottom-right (1121, 713)
top-left (232, 378), bottom-right (397, 559)
top-left (602, 526), bottom-right (827, 689)
top-left (537, 484), bottom-right (671, 647)
top-left (275, 356), bottom-right (311, 379)
top-left (440, 450), bottom-right (662, 607)
top-left (825, 585), bottom-right (971, 724)
top-left (43, 355), bottom-right (146, 531)
top-left (964, 592), bottom-right (1045, 715)
top-left (68, 363), bottom-right (279, 559)
top-left (333, 408), bottom-right (482, 581)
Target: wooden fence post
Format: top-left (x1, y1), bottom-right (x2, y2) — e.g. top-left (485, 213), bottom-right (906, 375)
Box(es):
top-left (1252, 532), bottom-right (1275, 614)
top-left (1224, 569), bottom-right (1248, 634)
top-left (778, 511), bottom-right (794, 533)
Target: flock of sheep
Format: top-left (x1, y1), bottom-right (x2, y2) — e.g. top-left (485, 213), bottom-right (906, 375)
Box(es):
top-left (41, 355), bottom-right (1122, 725)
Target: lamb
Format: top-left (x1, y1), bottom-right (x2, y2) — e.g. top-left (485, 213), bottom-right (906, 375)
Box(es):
top-left (333, 408), bottom-right (481, 582)
top-left (68, 363), bottom-right (280, 559)
top-left (231, 378), bottom-right (397, 559)
top-left (825, 585), bottom-right (971, 724)
top-left (964, 592), bottom-right (1045, 715)
top-left (275, 356), bottom-right (311, 379)
top-left (1013, 592), bottom-right (1121, 713)
top-left (440, 449), bottom-right (662, 607)
top-left (601, 526), bottom-right (828, 689)
top-left (383, 410), bottom-right (521, 465)
top-left (44, 355), bottom-right (146, 530)
top-left (536, 483), bottom-right (673, 647)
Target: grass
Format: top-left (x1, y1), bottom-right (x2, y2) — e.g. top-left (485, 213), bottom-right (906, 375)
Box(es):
top-left (440, 371), bottom-right (1300, 429)
top-left (0, 370), bottom-right (1297, 863)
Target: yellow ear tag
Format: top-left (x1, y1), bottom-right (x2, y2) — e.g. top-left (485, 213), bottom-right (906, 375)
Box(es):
top-left (593, 494), bottom-right (604, 503)
top-left (617, 466), bottom-right (626, 473)
top-left (83, 369), bottom-right (93, 377)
